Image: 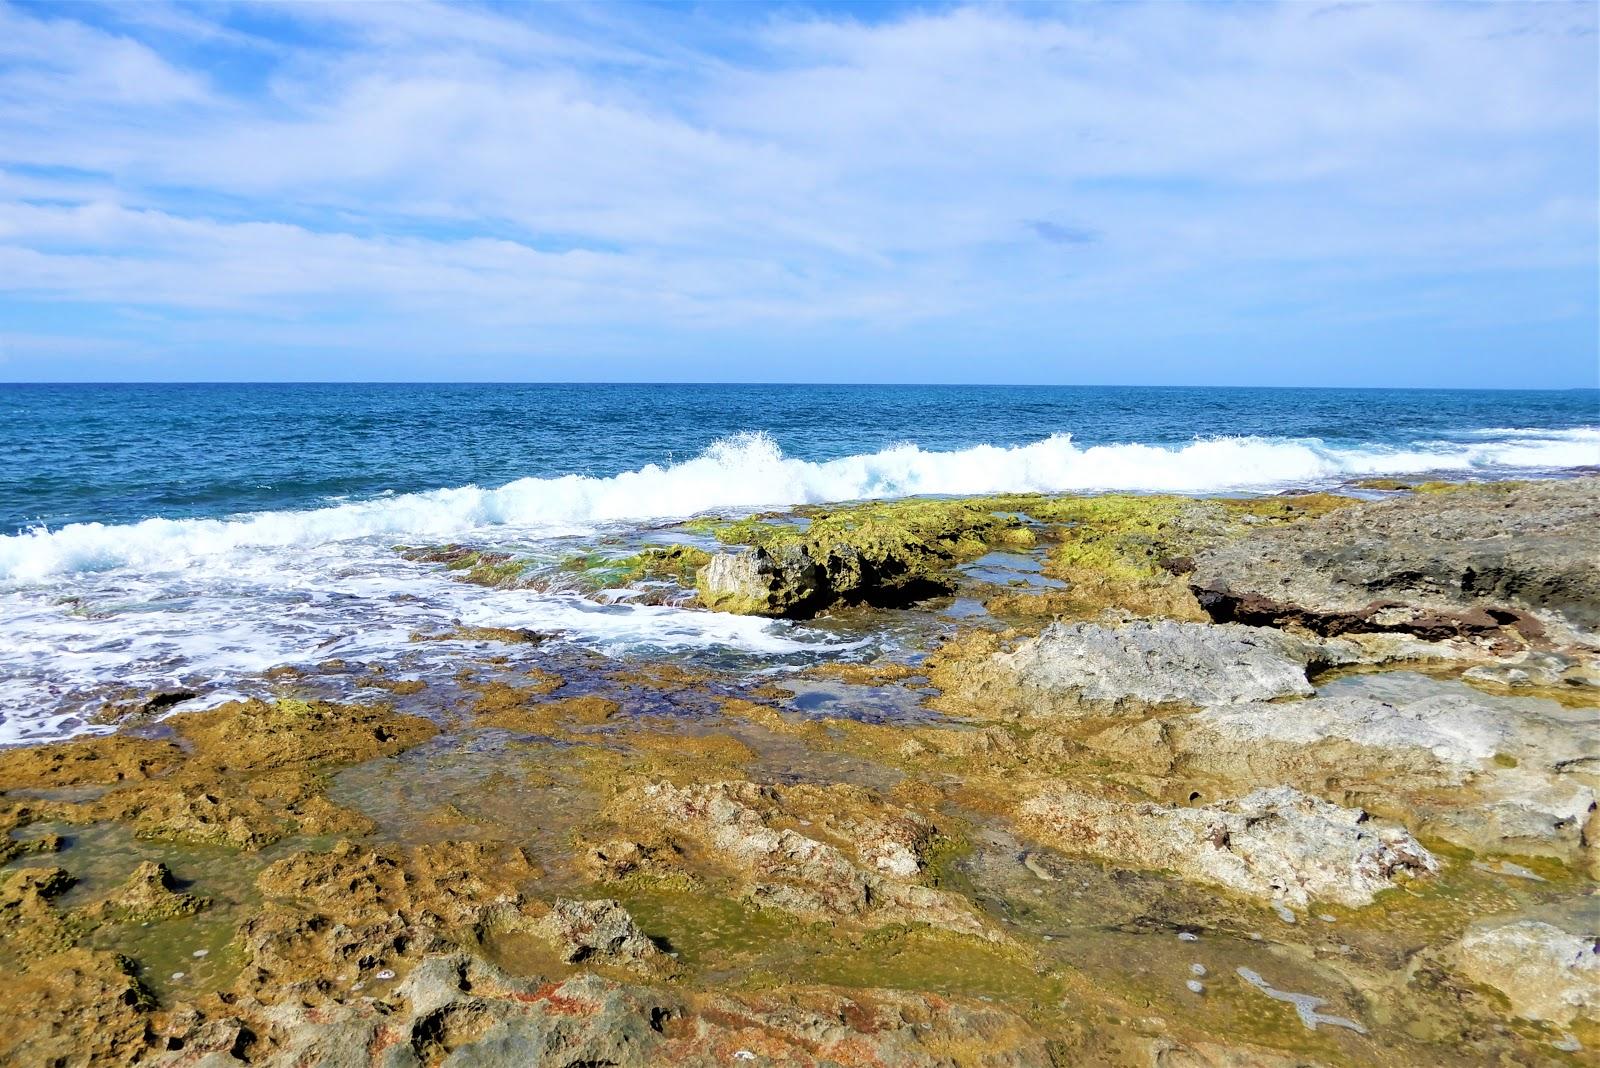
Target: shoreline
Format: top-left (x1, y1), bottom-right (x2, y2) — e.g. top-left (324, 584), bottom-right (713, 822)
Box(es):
top-left (1, 473), bottom-right (1597, 1065)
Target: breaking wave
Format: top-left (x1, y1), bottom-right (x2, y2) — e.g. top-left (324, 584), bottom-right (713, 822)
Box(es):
top-left (3, 427), bottom-right (1597, 582)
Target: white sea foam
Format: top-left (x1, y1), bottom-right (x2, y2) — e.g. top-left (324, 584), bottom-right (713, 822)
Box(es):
top-left (1, 426), bottom-right (1594, 744)
top-left (3, 428), bottom-right (1596, 583)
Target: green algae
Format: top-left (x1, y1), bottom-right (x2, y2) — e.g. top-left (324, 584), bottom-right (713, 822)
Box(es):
top-left (398, 544), bottom-right (534, 587)
top-left (558, 545), bottom-right (712, 591)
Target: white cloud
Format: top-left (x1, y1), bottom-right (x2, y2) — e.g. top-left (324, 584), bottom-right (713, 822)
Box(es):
top-left (0, 0), bottom-right (1593, 374)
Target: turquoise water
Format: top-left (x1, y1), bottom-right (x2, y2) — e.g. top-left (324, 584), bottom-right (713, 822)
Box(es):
top-left (0, 382), bottom-right (1595, 744)
top-left (4, 383), bottom-right (1596, 532)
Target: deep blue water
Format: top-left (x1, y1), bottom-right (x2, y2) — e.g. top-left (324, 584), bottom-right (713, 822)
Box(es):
top-left (2, 383), bottom-right (1597, 533)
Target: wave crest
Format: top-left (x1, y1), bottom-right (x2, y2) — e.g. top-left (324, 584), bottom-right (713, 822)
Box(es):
top-left (2, 427), bottom-right (1596, 582)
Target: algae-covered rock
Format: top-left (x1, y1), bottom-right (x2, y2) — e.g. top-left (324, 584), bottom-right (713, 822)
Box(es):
top-left (534, 898), bottom-right (661, 968)
top-left (83, 861), bottom-right (208, 925)
top-left (1456, 918), bottom-right (1600, 1024)
top-left (1019, 785), bottom-right (1437, 909)
top-left (625, 779), bottom-right (995, 939)
top-left (695, 499), bottom-right (1033, 617)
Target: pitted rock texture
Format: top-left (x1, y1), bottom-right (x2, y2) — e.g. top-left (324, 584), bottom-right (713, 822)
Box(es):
top-left (1019, 786), bottom-right (1437, 909)
top-left (1083, 684), bottom-right (1600, 865)
top-left (1456, 918), bottom-right (1600, 1025)
top-left (626, 780), bottom-right (993, 939)
top-left (149, 952), bottom-right (1055, 1067)
top-left (949, 620), bottom-right (1328, 718)
top-left (1190, 477), bottom-right (1600, 645)
top-left (533, 898), bottom-right (661, 967)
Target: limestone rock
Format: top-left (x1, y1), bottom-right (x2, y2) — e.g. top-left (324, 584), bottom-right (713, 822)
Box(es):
top-left (950, 620), bottom-right (1328, 718)
top-left (533, 898), bottom-right (661, 967)
top-left (1018, 786), bottom-right (1437, 909)
top-left (1190, 477), bottom-right (1600, 646)
top-left (628, 780), bottom-right (995, 939)
top-left (1082, 683), bottom-right (1599, 865)
top-left (84, 861), bottom-right (208, 924)
top-left (1457, 919), bottom-right (1600, 1024)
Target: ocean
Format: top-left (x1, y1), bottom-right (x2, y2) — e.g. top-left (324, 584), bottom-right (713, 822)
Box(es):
top-left (1, 382), bottom-right (1596, 744)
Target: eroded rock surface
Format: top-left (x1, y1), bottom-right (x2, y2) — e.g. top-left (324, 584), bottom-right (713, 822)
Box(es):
top-left (941, 620), bottom-right (1328, 718)
top-left (1190, 477), bottom-right (1600, 646)
top-left (1019, 786), bottom-right (1437, 909)
top-left (1456, 918), bottom-right (1600, 1025)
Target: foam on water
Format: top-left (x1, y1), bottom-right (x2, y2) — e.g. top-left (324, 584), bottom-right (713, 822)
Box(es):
top-left (4, 428), bottom-right (1597, 583)
top-left (1, 425), bottom-right (1595, 744)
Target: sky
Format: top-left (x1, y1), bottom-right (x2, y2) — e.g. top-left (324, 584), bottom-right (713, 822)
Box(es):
top-left (0, 0), bottom-right (1595, 387)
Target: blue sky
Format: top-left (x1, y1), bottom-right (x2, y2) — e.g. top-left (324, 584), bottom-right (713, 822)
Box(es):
top-left (0, 1), bottom-right (1595, 386)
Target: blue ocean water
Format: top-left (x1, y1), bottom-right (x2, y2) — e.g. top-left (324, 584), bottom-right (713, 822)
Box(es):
top-left (0, 382), bottom-right (1596, 745)
top-left (3, 383), bottom-right (1597, 532)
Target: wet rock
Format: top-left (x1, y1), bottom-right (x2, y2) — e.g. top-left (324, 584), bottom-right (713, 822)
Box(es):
top-left (697, 544), bottom-right (827, 617)
top-left (1019, 786), bottom-right (1437, 909)
top-left (696, 500), bottom-right (1032, 617)
top-left (626, 780), bottom-right (995, 939)
top-left (533, 899), bottom-right (661, 967)
top-left (1082, 686), bottom-right (1599, 865)
top-left (83, 861), bottom-right (208, 924)
top-left (942, 620), bottom-right (1330, 718)
top-left (1190, 477), bottom-right (1600, 646)
top-left (1462, 649), bottom-right (1600, 691)
top-left (0, 948), bottom-right (155, 1067)
top-left (1456, 919), bottom-right (1600, 1024)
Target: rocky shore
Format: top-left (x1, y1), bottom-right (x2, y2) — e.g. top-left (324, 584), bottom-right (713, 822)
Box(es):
top-left (2, 477), bottom-right (1597, 1066)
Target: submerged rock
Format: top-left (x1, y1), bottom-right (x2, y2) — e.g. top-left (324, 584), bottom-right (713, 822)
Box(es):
top-left (1456, 918), bottom-right (1600, 1024)
top-left (83, 861), bottom-right (208, 924)
top-left (1018, 786), bottom-right (1437, 909)
top-left (1190, 477), bottom-right (1600, 646)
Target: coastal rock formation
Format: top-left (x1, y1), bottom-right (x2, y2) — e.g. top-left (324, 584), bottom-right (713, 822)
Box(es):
top-left (1190, 477), bottom-right (1600, 646)
top-left (936, 620), bottom-right (1329, 718)
top-left (695, 499), bottom-right (1033, 617)
top-left (148, 952), bottom-right (1054, 1067)
top-left (1082, 686), bottom-right (1600, 865)
top-left (624, 780), bottom-right (995, 939)
top-left (533, 898), bottom-right (661, 967)
top-left (1456, 919), bottom-right (1600, 1024)
top-left (1018, 786), bottom-right (1437, 909)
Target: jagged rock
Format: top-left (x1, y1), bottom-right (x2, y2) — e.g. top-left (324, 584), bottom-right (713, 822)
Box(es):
top-left (943, 620), bottom-right (1331, 718)
top-left (1018, 786), bottom-right (1437, 909)
top-left (1456, 919), bottom-right (1600, 1024)
top-left (697, 545), bottom-right (823, 616)
top-left (84, 861), bottom-right (208, 924)
top-left (1190, 477), bottom-right (1600, 646)
top-left (148, 951), bottom-right (1053, 1067)
top-left (1083, 685), bottom-right (1600, 866)
top-left (0, 948), bottom-right (154, 1067)
top-left (627, 780), bottom-right (995, 939)
top-left (533, 899), bottom-right (661, 967)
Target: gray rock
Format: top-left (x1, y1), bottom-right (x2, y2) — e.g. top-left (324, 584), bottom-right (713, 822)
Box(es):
top-left (1457, 919), bottom-right (1600, 1024)
top-left (990, 620), bottom-right (1324, 714)
top-left (533, 898), bottom-right (661, 967)
top-left (1190, 477), bottom-right (1600, 646)
top-left (1019, 785), bottom-right (1437, 909)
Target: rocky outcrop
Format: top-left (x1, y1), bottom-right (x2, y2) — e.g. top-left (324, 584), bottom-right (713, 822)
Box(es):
top-left (937, 620), bottom-right (1331, 718)
top-left (1456, 919), bottom-right (1600, 1024)
top-left (1190, 477), bottom-right (1600, 646)
top-left (696, 500), bottom-right (1033, 617)
top-left (1082, 685), bottom-right (1600, 866)
top-left (150, 952), bottom-right (1054, 1067)
top-left (625, 780), bottom-right (994, 939)
top-left (1018, 786), bottom-right (1437, 909)
top-left (533, 898), bottom-right (661, 967)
